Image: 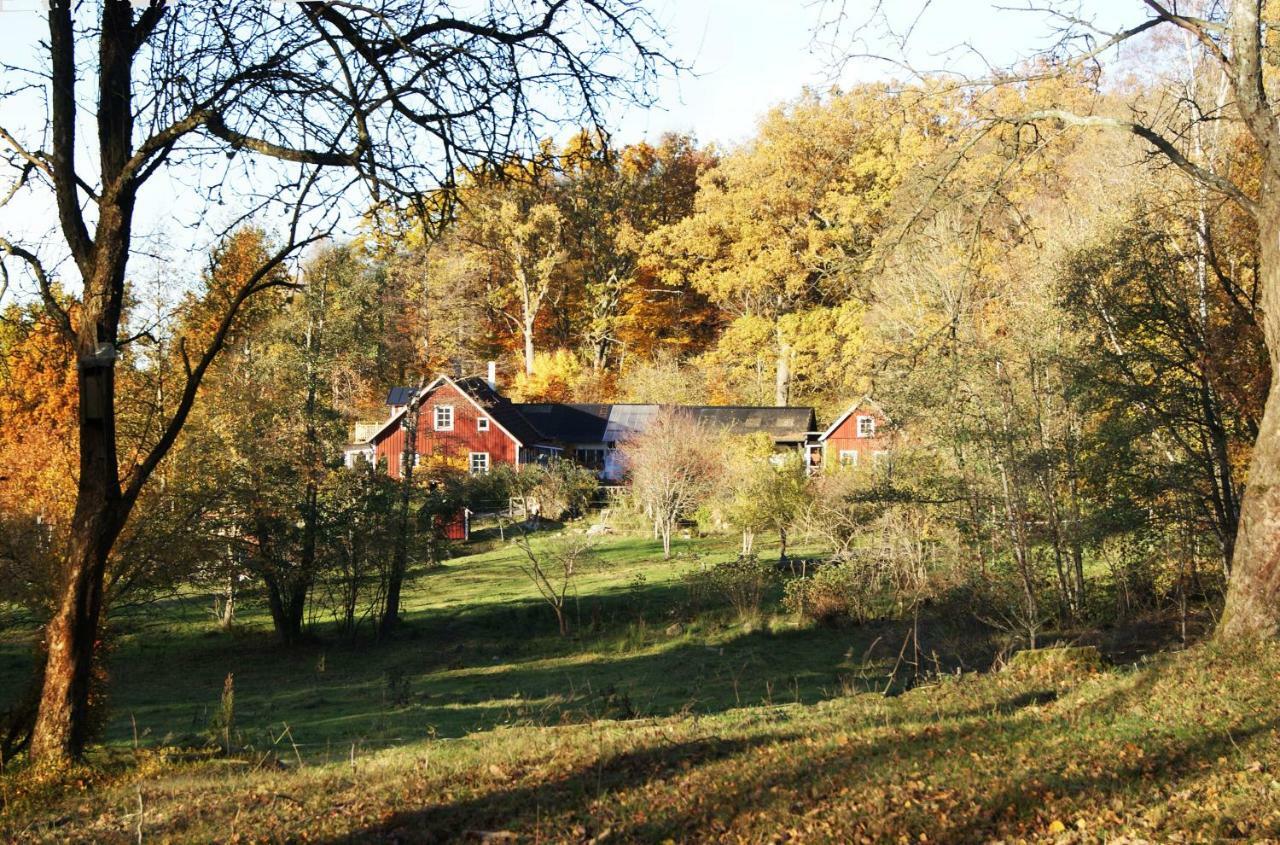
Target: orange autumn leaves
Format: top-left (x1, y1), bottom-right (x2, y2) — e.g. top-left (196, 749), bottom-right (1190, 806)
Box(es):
top-left (0, 301), bottom-right (78, 529)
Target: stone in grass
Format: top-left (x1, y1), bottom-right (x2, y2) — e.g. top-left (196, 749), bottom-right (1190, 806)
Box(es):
top-left (586, 522), bottom-right (613, 537)
top-left (665, 622), bottom-right (684, 636)
top-left (1005, 645), bottom-right (1103, 680)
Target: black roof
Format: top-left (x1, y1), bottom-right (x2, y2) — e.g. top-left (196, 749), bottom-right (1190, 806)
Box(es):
top-left (451, 377), bottom-right (547, 447)
top-left (688, 406), bottom-right (816, 443)
top-left (386, 386), bottom-right (417, 406)
top-left (515, 402), bottom-right (816, 446)
top-left (515, 403), bottom-right (611, 443)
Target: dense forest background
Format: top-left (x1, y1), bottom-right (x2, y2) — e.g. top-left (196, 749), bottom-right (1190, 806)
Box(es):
top-left (1, 66), bottom-right (1266, 643)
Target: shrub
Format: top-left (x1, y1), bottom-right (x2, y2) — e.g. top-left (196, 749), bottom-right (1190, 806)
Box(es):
top-left (783, 563), bottom-right (878, 626)
top-left (531, 460), bottom-right (599, 521)
top-left (682, 554), bottom-right (778, 620)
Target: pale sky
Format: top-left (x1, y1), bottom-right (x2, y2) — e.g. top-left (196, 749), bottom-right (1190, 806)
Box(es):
top-left (0, 0), bottom-right (1140, 304)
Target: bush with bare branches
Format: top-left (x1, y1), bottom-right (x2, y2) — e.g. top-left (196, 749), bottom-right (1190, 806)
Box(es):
top-left (619, 409), bottom-right (725, 558)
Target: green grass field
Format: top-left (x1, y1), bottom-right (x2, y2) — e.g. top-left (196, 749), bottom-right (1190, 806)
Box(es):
top-left (3, 525), bottom-right (1277, 842)
top-left (5, 526), bottom-right (958, 756)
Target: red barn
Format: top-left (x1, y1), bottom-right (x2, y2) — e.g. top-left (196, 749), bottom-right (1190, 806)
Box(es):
top-left (807, 397), bottom-right (892, 473)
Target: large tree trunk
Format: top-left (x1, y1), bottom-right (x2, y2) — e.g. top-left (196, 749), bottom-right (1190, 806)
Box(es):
top-left (774, 330), bottom-right (790, 407)
top-left (30, 368), bottom-right (127, 763)
top-left (1221, 214), bottom-right (1280, 639)
top-left (1221, 372), bottom-right (1280, 637)
top-left (523, 313), bottom-right (536, 376)
top-left (516, 262), bottom-right (538, 376)
top-left (29, 2), bottom-right (139, 765)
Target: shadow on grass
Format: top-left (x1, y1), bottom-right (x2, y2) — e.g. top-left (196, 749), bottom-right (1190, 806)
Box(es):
top-left (2, 550), bottom-right (1197, 763)
top-left (317, 732), bottom-right (794, 844)
top-left (326, 662), bottom-right (1279, 843)
top-left (74, 575), bottom-right (1014, 752)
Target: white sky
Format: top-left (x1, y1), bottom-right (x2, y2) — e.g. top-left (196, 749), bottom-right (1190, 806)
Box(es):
top-left (0, 0), bottom-right (1141, 303)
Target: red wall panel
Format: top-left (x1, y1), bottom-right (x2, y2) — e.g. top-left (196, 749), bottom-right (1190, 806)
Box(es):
top-left (824, 408), bottom-right (890, 467)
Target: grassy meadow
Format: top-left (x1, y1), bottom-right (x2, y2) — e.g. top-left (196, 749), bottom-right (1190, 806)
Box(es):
top-left (3, 526), bottom-right (952, 755)
top-left (3, 523), bottom-right (1276, 843)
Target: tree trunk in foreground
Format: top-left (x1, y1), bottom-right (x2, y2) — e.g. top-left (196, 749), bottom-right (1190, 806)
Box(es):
top-left (1220, 214), bottom-right (1280, 639)
top-left (30, 368), bottom-right (127, 762)
top-left (29, 2), bottom-right (140, 763)
top-left (1221, 361), bottom-right (1280, 637)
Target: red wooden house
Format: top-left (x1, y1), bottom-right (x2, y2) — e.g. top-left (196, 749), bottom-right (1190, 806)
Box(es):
top-left (806, 397), bottom-right (892, 473)
top-left (343, 366), bottom-right (893, 541)
top-left (365, 374), bottom-right (551, 478)
top-left (344, 373), bottom-right (556, 540)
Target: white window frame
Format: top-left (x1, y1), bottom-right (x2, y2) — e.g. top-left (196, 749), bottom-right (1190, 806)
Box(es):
top-left (838, 449), bottom-right (857, 467)
top-left (856, 415), bottom-right (875, 438)
top-left (434, 404), bottom-right (454, 431)
top-left (477, 416), bottom-right (490, 432)
top-left (469, 451), bottom-right (490, 475)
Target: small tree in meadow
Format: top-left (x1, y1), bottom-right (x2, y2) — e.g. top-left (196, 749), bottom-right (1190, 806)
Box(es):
top-left (723, 435), bottom-right (811, 559)
top-left (513, 531), bottom-right (595, 636)
top-left (316, 464), bottom-right (400, 639)
top-left (621, 409), bottom-right (725, 558)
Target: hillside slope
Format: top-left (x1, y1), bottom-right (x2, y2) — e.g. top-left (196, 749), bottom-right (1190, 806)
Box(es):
top-left (5, 641), bottom-right (1279, 843)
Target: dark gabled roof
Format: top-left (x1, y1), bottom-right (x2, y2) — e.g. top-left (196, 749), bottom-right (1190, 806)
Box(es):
top-left (386, 386), bottom-right (417, 406)
top-left (688, 406), bottom-right (816, 444)
top-left (512, 402), bottom-right (816, 446)
top-left (451, 376), bottom-right (547, 447)
top-left (367, 375), bottom-right (820, 449)
top-left (515, 403), bottom-right (612, 443)
top-left (366, 375), bottom-right (547, 447)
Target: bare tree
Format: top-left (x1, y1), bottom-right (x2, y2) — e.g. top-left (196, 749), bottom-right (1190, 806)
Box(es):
top-left (821, 0), bottom-right (1280, 640)
top-left (0, 0), bottom-right (673, 764)
top-left (620, 409), bottom-right (724, 558)
top-left (511, 528), bottom-right (594, 636)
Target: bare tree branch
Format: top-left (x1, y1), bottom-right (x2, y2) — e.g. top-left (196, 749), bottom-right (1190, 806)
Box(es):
top-left (1021, 108), bottom-right (1258, 217)
top-left (0, 238), bottom-right (74, 340)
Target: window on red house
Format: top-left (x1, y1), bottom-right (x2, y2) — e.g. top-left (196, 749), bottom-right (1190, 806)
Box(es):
top-left (435, 405), bottom-right (454, 431)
